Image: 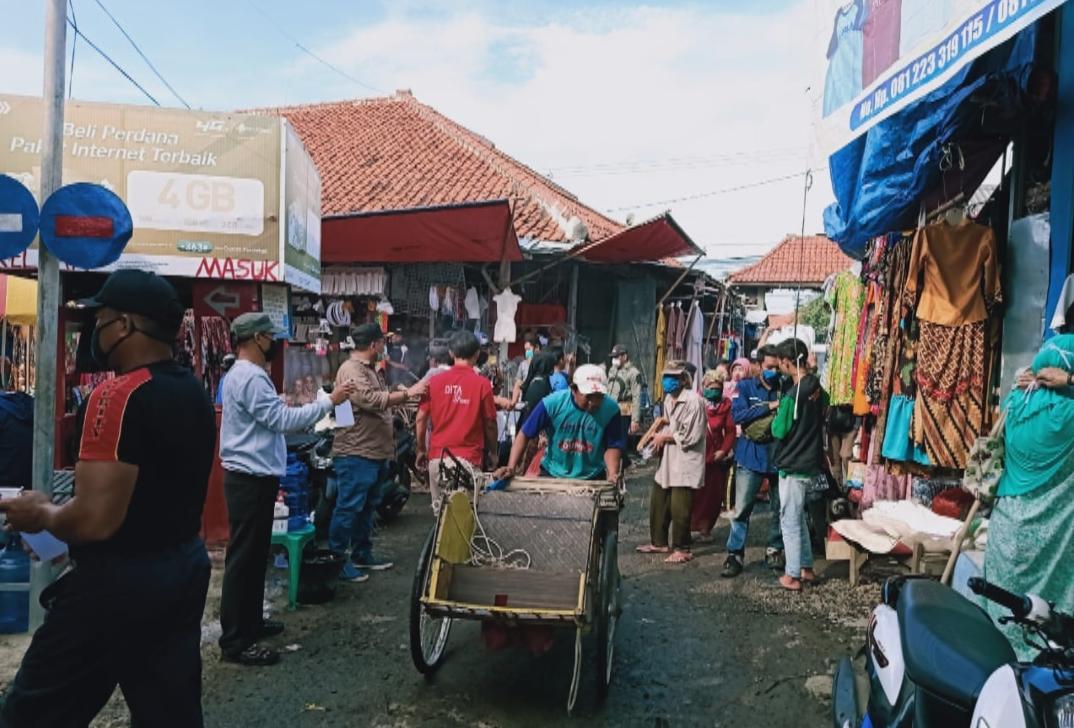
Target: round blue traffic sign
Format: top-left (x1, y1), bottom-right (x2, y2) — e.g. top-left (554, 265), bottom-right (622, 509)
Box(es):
top-left (0, 174), bottom-right (40, 259)
top-left (39, 182), bottom-right (133, 269)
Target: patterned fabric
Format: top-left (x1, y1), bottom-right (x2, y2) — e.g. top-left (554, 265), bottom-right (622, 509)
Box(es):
top-left (824, 271), bottom-right (865, 405)
top-left (984, 472), bottom-right (1074, 660)
top-left (912, 320), bottom-right (987, 468)
top-left (870, 234), bottom-right (914, 455)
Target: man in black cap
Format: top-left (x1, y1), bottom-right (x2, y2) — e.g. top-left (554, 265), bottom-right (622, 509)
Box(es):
top-left (331, 323), bottom-right (426, 582)
top-left (605, 343), bottom-right (644, 435)
top-left (0, 269), bottom-right (213, 727)
top-left (218, 312), bottom-right (354, 667)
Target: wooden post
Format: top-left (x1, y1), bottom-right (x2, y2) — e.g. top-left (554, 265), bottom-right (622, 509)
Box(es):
top-left (567, 263), bottom-right (579, 358)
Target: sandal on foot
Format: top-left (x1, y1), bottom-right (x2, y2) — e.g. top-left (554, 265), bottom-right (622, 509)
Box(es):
top-left (778, 575), bottom-right (802, 592)
top-left (800, 569), bottom-right (816, 584)
top-left (664, 550), bottom-right (694, 564)
top-left (635, 544), bottom-right (670, 554)
top-left (222, 644), bottom-right (280, 667)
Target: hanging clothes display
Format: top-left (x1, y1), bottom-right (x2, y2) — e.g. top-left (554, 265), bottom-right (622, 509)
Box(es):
top-left (850, 238), bottom-right (887, 415)
top-left (654, 305), bottom-right (668, 400)
top-left (492, 287), bottom-right (522, 343)
top-left (869, 232), bottom-right (914, 457)
top-left (685, 301), bottom-right (704, 390)
top-left (905, 220), bottom-right (1001, 469)
top-left (823, 269), bottom-right (865, 405)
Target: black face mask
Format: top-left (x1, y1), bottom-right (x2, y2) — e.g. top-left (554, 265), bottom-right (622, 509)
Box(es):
top-left (258, 336), bottom-right (280, 363)
top-left (90, 317), bottom-right (133, 369)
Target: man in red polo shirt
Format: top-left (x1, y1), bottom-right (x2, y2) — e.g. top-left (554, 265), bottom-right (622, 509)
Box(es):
top-left (416, 330), bottom-right (498, 513)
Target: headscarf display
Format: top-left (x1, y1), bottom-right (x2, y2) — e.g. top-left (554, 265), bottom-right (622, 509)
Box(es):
top-left (999, 334), bottom-right (1074, 497)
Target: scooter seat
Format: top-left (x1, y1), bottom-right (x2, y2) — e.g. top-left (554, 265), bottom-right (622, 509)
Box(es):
top-left (898, 579), bottom-right (1016, 707)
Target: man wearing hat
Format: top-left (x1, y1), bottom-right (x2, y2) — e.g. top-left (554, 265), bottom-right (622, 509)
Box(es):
top-left (218, 313), bottom-right (355, 667)
top-left (606, 344), bottom-right (644, 435)
top-left (494, 364), bottom-right (625, 482)
top-left (0, 270), bottom-right (215, 725)
top-left (331, 323), bottom-right (427, 582)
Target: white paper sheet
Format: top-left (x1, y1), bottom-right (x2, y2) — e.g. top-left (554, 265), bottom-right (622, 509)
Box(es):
top-left (21, 530), bottom-right (68, 561)
top-left (334, 402), bottom-right (355, 427)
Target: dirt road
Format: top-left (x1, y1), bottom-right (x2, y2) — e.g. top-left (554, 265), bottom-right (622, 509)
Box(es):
top-left (0, 467), bottom-right (880, 727)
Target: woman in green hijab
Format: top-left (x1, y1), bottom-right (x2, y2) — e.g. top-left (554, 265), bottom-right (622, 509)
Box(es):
top-left (984, 334), bottom-right (1074, 658)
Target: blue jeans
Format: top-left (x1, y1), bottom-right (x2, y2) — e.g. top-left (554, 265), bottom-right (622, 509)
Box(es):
top-left (329, 456), bottom-right (387, 561)
top-left (726, 466), bottom-right (783, 556)
top-left (779, 475), bottom-right (814, 578)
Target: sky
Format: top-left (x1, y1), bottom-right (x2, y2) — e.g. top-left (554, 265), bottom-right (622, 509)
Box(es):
top-left (0, 0), bottom-right (835, 259)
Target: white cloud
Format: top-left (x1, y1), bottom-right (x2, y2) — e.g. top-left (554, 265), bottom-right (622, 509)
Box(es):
top-left (283, 1), bottom-right (836, 257)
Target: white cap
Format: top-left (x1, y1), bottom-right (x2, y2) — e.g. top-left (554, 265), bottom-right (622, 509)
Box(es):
top-left (573, 364), bottom-right (608, 395)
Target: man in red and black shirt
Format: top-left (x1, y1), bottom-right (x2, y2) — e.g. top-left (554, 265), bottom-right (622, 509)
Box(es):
top-left (0, 270), bottom-right (216, 728)
top-left (416, 330), bottom-right (498, 511)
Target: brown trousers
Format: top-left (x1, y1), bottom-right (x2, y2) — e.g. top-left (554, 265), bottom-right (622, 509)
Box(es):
top-left (650, 483), bottom-right (695, 551)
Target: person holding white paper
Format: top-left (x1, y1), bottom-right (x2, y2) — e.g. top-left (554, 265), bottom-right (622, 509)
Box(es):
top-left (217, 313), bottom-right (354, 668)
top-left (0, 270), bottom-right (214, 727)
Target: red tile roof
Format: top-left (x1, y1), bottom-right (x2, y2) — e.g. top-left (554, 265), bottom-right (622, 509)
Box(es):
top-left (255, 91), bottom-right (624, 245)
top-left (728, 234), bottom-right (853, 286)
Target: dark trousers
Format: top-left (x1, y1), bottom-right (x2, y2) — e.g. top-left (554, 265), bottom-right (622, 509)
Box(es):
top-left (0, 538), bottom-right (210, 728)
top-left (219, 470), bottom-right (278, 655)
top-left (649, 483), bottom-right (695, 551)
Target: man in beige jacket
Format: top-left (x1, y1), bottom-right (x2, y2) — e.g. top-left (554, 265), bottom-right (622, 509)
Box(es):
top-left (636, 360), bottom-right (708, 564)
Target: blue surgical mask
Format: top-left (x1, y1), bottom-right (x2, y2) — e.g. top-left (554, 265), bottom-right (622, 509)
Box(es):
top-left (762, 369), bottom-right (780, 385)
top-left (661, 375), bottom-right (682, 395)
top-left (524, 349), bottom-right (534, 360)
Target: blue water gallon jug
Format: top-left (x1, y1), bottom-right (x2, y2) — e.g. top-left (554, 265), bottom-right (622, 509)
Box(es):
top-left (0, 535), bottom-right (30, 634)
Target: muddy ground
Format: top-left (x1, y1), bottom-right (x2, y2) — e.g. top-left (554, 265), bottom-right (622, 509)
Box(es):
top-left (0, 466), bottom-right (895, 727)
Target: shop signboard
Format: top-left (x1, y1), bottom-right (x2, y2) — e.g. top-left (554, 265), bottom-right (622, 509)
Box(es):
top-left (812, 0), bottom-right (1069, 155)
top-left (0, 94), bottom-right (322, 292)
top-left (260, 283), bottom-right (291, 339)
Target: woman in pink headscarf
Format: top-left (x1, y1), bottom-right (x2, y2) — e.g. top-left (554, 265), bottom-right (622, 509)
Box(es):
top-left (724, 357), bottom-right (751, 399)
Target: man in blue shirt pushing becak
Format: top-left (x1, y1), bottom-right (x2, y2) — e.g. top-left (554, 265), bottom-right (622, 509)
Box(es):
top-left (494, 364), bottom-right (625, 482)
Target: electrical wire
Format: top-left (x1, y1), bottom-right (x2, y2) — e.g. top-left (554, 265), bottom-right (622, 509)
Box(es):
top-left (547, 147), bottom-right (811, 177)
top-left (67, 0), bottom-right (78, 99)
top-left (64, 18), bottom-right (160, 106)
top-left (91, 0), bottom-right (190, 109)
top-left (247, 1), bottom-right (384, 95)
top-left (606, 168), bottom-right (825, 212)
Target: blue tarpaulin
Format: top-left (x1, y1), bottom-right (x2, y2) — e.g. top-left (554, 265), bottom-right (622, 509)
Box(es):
top-left (823, 27), bottom-right (1038, 258)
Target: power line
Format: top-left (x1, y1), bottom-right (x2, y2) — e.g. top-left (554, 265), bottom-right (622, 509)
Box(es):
top-left (606, 168), bottom-right (825, 212)
top-left (247, 1), bottom-right (384, 94)
top-left (91, 0), bottom-right (190, 108)
top-left (65, 17), bottom-right (160, 106)
top-left (547, 147), bottom-right (810, 175)
top-left (67, 0), bottom-right (78, 98)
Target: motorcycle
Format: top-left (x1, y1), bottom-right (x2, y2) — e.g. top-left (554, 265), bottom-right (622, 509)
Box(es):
top-left (832, 575), bottom-right (1074, 728)
top-left (289, 408), bottom-right (417, 540)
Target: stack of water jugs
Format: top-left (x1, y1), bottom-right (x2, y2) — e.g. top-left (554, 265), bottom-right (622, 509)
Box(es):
top-left (0, 533), bottom-right (30, 634)
top-left (280, 454), bottom-right (310, 532)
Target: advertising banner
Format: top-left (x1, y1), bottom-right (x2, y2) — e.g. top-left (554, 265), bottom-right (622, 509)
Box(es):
top-left (0, 94), bottom-right (322, 292)
top-left (281, 121), bottom-right (322, 294)
top-left (812, 0), bottom-right (1069, 155)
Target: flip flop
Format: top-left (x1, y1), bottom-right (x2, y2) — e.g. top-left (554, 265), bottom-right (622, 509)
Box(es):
top-left (778, 575), bottom-right (802, 592)
top-left (664, 551), bottom-right (694, 564)
top-left (635, 544), bottom-right (670, 554)
top-left (801, 569), bottom-right (816, 584)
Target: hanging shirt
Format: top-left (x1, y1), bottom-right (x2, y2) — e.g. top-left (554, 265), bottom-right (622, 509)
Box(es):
top-left (905, 221), bottom-right (1001, 326)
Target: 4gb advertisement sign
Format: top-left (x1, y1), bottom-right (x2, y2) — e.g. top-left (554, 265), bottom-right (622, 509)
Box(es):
top-left (812, 0), bottom-right (1069, 155)
top-left (0, 94), bottom-right (321, 292)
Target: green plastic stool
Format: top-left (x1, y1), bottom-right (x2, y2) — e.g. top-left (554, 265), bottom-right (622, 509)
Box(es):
top-left (270, 524), bottom-right (315, 610)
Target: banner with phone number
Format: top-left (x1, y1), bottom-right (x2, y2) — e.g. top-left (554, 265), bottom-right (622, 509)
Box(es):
top-left (812, 0), bottom-right (1069, 156)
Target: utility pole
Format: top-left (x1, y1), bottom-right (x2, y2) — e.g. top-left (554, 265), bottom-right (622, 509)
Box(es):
top-left (29, 0), bottom-right (68, 630)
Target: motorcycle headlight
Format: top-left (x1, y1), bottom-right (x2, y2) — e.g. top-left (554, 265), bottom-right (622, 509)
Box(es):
top-left (1055, 693), bottom-right (1074, 728)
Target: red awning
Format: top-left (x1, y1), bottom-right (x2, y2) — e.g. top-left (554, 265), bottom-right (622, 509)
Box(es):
top-left (322, 199), bottom-right (522, 264)
top-left (579, 213), bottom-right (702, 263)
